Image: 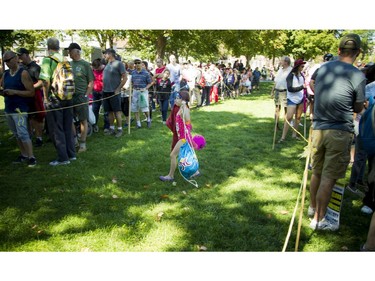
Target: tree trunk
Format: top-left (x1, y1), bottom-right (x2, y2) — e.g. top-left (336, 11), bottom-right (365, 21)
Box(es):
top-left (156, 34), bottom-right (167, 60)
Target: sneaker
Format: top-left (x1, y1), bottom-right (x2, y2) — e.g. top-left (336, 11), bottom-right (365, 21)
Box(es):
top-left (346, 185), bottom-right (365, 197)
top-left (93, 125), bottom-right (99, 133)
top-left (69, 157), bottom-right (77, 161)
top-left (103, 128), bottom-right (110, 134)
top-left (49, 160), bottom-right (71, 166)
top-left (308, 206), bottom-right (315, 218)
top-left (28, 157), bottom-right (37, 167)
top-left (123, 123), bottom-right (128, 128)
top-left (13, 155), bottom-right (28, 164)
top-left (162, 121), bottom-right (166, 125)
top-left (78, 146), bottom-right (87, 153)
top-left (309, 217), bottom-right (339, 231)
top-left (147, 120), bottom-right (151, 128)
top-left (361, 205), bottom-right (374, 215)
top-left (136, 125), bottom-right (141, 129)
top-left (34, 138), bottom-right (43, 147)
top-left (115, 130), bottom-right (123, 138)
top-left (104, 128), bottom-right (115, 135)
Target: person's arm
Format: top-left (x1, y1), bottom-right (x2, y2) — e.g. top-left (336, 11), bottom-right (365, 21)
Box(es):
top-left (286, 72), bottom-right (304, 93)
top-left (115, 72), bottom-right (127, 94)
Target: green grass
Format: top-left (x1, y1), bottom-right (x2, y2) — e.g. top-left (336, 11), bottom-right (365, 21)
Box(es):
top-left (0, 82), bottom-right (371, 252)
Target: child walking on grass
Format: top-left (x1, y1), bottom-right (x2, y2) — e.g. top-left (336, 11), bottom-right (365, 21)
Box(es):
top-left (159, 90), bottom-right (194, 182)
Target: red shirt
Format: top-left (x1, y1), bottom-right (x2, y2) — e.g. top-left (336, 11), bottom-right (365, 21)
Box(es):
top-left (155, 66), bottom-right (166, 84)
top-left (93, 68), bottom-right (104, 92)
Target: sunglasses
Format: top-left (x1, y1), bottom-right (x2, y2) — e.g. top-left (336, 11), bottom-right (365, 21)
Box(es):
top-left (4, 56), bottom-right (16, 63)
top-left (135, 61), bottom-right (141, 64)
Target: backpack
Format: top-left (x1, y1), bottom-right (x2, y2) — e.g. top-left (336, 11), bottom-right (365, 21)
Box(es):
top-left (49, 57), bottom-right (75, 100)
top-left (358, 95), bottom-right (375, 156)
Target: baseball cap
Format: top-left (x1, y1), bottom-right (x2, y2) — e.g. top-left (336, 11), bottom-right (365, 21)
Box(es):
top-left (339, 33), bottom-right (361, 50)
top-left (323, 53), bottom-right (333, 61)
top-left (103, 48), bottom-right (116, 55)
top-left (17, 48), bottom-right (29, 56)
top-left (293, 59), bottom-right (306, 68)
top-left (66, 43), bottom-right (81, 51)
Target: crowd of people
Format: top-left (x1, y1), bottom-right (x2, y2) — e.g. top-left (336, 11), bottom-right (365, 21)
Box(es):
top-left (1, 34), bottom-right (375, 250)
top-left (0, 38), bottom-right (272, 168)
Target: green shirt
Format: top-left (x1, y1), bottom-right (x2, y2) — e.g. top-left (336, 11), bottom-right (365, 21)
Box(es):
top-left (39, 52), bottom-right (63, 96)
top-left (71, 59), bottom-right (94, 96)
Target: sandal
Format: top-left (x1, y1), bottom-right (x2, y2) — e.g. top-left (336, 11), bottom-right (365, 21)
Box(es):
top-left (278, 138), bottom-right (285, 143)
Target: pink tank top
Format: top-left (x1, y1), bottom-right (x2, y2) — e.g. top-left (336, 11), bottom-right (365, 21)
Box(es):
top-left (176, 113), bottom-right (192, 144)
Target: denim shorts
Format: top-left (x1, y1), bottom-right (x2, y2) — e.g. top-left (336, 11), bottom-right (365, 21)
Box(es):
top-left (287, 98), bottom-right (303, 106)
top-left (6, 112), bottom-right (31, 142)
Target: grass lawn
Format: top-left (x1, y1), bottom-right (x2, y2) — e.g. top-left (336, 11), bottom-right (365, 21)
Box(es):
top-left (0, 82), bottom-right (371, 252)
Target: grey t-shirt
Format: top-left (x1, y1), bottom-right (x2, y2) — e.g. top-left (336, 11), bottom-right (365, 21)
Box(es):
top-left (313, 60), bottom-right (366, 133)
top-left (103, 60), bottom-right (125, 92)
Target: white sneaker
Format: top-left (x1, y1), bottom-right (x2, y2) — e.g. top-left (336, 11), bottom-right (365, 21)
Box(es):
top-left (49, 160), bottom-right (71, 166)
top-left (309, 217), bottom-right (339, 231)
top-left (308, 206), bottom-right (315, 218)
top-left (361, 205), bottom-right (374, 215)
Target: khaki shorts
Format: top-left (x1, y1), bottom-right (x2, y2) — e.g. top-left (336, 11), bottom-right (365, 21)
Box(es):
top-left (73, 94), bottom-right (89, 121)
top-left (275, 90), bottom-right (287, 108)
top-left (311, 129), bottom-right (353, 179)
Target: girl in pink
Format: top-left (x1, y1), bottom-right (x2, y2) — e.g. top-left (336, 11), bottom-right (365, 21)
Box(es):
top-left (160, 91), bottom-right (193, 182)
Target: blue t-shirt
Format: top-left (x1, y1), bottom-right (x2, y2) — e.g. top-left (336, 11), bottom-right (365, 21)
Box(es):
top-left (131, 69), bottom-right (151, 89)
top-left (313, 60), bottom-right (366, 133)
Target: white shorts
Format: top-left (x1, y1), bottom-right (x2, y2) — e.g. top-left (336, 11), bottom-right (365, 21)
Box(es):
top-left (131, 90), bottom-right (149, 113)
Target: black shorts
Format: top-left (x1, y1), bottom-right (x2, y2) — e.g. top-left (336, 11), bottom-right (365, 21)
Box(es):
top-left (103, 92), bottom-right (121, 112)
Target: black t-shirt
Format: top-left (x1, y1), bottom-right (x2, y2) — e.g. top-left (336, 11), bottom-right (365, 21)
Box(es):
top-left (25, 61), bottom-right (41, 83)
top-left (157, 78), bottom-right (172, 100)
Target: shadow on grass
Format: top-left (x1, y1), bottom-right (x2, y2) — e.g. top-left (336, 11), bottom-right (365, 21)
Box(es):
top-left (0, 93), bottom-right (370, 251)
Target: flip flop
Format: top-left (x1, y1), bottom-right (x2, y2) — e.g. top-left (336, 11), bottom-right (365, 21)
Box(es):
top-left (159, 176), bottom-right (174, 182)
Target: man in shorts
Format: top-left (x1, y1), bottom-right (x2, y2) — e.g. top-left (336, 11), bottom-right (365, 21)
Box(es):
top-left (271, 56), bottom-right (292, 130)
top-left (308, 34), bottom-right (366, 231)
top-left (131, 58), bottom-right (153, 128)
top-left (102, 48), bottom-right (127, 137)
top-left (67, 43), bottom-right (94, 152)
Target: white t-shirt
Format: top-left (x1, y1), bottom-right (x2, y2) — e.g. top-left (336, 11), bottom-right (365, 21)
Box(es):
top-left (274, 66), bottom-right (292, 90)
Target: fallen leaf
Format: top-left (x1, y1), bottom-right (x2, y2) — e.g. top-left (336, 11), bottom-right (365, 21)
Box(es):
top-left (198, 245), bottom-right (207, 251)
top-left (112, 178), bottom-right (118, 184)
top-left (160, 194), bottom-right (169, 199)
top-left (182, 191), bottom-right (187, 195)
top-left (112, 195), bottom-right (118, 199)
top-left (341, 246), bottom-right (348, 251)
top-left (280, 210), bottom-right (289, 215)
top-left (267, 214), bottom-right (273, 219)
top-left (156, 212), bottom-right (164, 221)
top-left (81, 248), bottom-right (91, 252)
top-left (31, 225), bottom-right (38, 229)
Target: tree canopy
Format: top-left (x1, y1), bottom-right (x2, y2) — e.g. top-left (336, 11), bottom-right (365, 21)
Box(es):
top-left (1, 29), bottom-right (374, 65)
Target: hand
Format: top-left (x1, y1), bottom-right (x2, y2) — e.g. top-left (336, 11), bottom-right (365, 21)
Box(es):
top-left (3, 89), bottom-right (14, 96)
